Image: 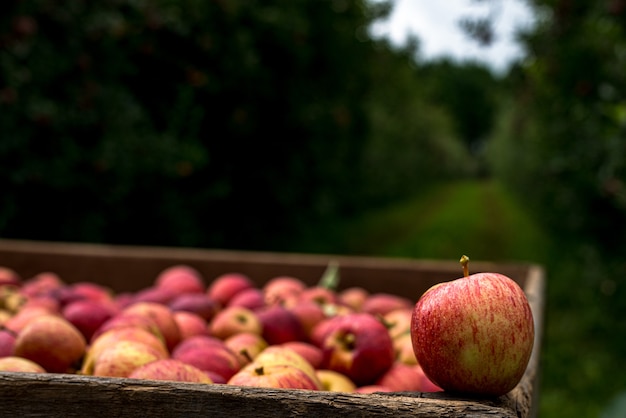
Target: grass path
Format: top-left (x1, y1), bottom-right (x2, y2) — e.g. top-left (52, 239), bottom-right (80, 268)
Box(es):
top-left (296, 179), bottom-right (550, 265)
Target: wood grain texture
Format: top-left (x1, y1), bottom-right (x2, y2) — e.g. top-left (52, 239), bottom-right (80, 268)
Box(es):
top-left (0, 239), bottom-right (545, 417)
top-left (0, 372), bottom-right (521, 417)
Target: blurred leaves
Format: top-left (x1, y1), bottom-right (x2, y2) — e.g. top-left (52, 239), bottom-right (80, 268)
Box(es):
top-left (0, 0), bottom-right (481, 249)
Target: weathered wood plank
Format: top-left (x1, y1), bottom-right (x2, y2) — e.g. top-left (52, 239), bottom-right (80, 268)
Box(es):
top-left (0, 372), bottom-right (520, 417)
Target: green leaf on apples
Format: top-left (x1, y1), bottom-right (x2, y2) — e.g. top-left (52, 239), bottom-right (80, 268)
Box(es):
top-left (318, 260), bottom-right (340, 291)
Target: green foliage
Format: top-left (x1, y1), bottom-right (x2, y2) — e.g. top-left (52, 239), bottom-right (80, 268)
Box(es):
top-left (1, 0), bottom-right (475, 249)
top-left (417, 59), bottom-right (502, 155)
top-left (487, 0), bottom-right (626, 253)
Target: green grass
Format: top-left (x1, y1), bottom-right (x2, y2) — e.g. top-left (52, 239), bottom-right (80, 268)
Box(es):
top-left (289, 179), bottom-right (626, 418)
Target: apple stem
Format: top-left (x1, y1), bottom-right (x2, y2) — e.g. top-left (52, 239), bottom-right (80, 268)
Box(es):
top-left (240, 349), bottom-right (254, 364)
top-left (254, 366), bottom-right (265, 376)
top-left (460, 255), bottom-right (470, 277)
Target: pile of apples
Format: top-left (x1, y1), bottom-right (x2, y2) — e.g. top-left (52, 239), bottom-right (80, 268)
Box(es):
top-left (0, 264), bottom-right (442, 393)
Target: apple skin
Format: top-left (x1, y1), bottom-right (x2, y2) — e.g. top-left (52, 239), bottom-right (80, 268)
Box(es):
top-left (227, 362), bottom-right (321, 390)
top-left (255, 346), bottom-right (320, 385)
top-left (297, 286), bottom-right (339, 307)
top-left (20, 272), bottom-right (64, 298)
top-left (90, 312), bottom-right (164, 343)
top-left (257, 305), bottom-right (305, 345)
top-left (382, 308), bottom-right (413, 340)
top-left (227, 288), bottom-right (265, 311)
top-left (173, 311), bottom-right (210, 339)
top-left (4, 306), bottom-right (59, 334)
top-left (62, 300), bottom-right (116, 341)
top-left (279, 341), bottom-right (323, 369)
top-left (361, 293), bottom-right (413, 316)
top-left (128, 359), bottom-right (214, 383)
top-left (0, 328), bottom-right (16, 357)
top-left (316, 369), bottom-right (356, 392)
top-left (155, 265), bottom-right (205, 295)
top-left (317, 313), bottom-right (395, 386)
top-left (289, 301), bottom-right (327, 340)
top-left (168, 293), bottom-right (220, 322)
top-left (0, 356), bottom-right (46, 373)
top-left (209, 306), bottom-right (262, 340)
top-left (14, 314), bottom-right (86, 373)
top-left (131, 286), bottom-right (175, 305)
top-left (262, 276), bottom-right (306, 306)
top-left (123, 302), bottom-right (182, 351)
top-left (207, 273), bottom-right (254, 307)
top-left (82, 326), bottom-right (169, 375)
top-left (375, 362), bottom-right (437, 392)
top-left (91, 340), bottom-right (167, 378)
top-left (393, 331), bottom-right (418, 365)
top-left (171, 335), bottom-right (241, 382)
top-left (411, 272), bottom-right (534, 397)
top-left (338, 286), bottom-right (369, 312)
top-left (224, 332), bottom-right (269, 366)
top-left (0, 267), bottom-right (20, 286)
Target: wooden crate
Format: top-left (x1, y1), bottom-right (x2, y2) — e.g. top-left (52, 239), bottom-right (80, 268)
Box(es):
top-left (0, 239), bottom-right (545, 418)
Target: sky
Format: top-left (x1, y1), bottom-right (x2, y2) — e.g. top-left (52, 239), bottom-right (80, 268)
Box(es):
top-left (369, 0), bottom-right (537, 73)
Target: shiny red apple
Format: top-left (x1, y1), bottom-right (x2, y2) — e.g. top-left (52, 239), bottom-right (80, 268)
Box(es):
top-left (411, 256), bottom-right (534, 396)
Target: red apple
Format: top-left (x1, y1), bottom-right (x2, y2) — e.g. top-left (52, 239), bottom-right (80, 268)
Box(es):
top-left (0, 356), bottom-right (46, 373)
top-left (297, 286), bottom-right (338, 307)
top-left (279, 341), bottom-right (323, 369)
top-left (19, 294), bottom-right (61, 313)
top-left (155, 265), bottom-right (205, 295)
top-left (123, 302), bottom-right (181, 351)
top-left (315, 369), bottom-right (356, 392)
top-left (171, 335), bottom-right (241, 381)
top-left (223, 332), bottom-right (269, 366)
top-left (411, 257), bottom-right (534, 397)
top-left (318, 313), bottom-right (395, 386)
top-left (91, 340), bottom-right (167, 378)
top-left (132, 286), bottom-right (175, 305)
top-left (82, 327), bottom-right (168, 375)
top-left (413, 363), bottom-right (443, 392)
top-left (338, 286), bottom-right (369, 311)
top-left (207, 273), bottom-right (254, 307)
top-left (0, 267), bottom-right (20, 286)
top-left (255, 345), bottom-right (320, 379)
top-left (20, 272), bottom-right (64, 298)
top-left (62, 300), bottom-right (116, 341)
top-left (4, 306), bottom-right (58, 333)
top-left (14, 314), bottom-right (86, 373)
top-left (227, 362), bottom-right (321, 390)
top-left (362, 293), bottom-right (413, 316)
top-left (53, 282), bottom-right (114, 306)
top-left (393, 331), bottom-right (418, 365)
top-left (289, 301), bottom-right (327, 340)
top-left (209, 306), bottom-right (262, 340)
top-left (168, 293), bottom-right (220, 322)
top-left (262, 276), bottom-right (306, 306)
top-left (0, 328), bottom-right (17, 357)
top-left (227, 287), bottom-right (265, 311)
top-left (91, 312), bottom-right (164, 343)
top-left (375, 362), bottom-right (426, 392)
top-left (257, 305), bottom-right (305, 345)
top-left (173, 311), bottom-right (210, 339)
top-left (128, 358), bottom-right (214, 383)
top-left (382, 308), bottom-right (413, 340)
